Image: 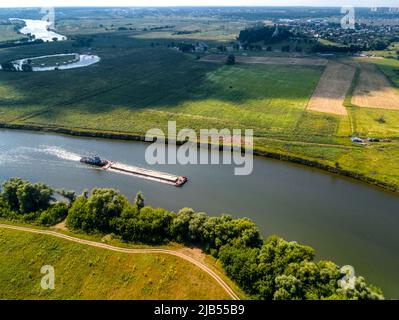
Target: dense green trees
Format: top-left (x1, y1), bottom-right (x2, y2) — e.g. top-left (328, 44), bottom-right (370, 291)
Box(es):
top-left (67, 188), bottom-right (129, 233)
top-left (0, 178), bottom-right (384, 300)
top-left (219, 236), bottom-right (383, 300)
top-left (238, 26), bottom-right (293, 45)
top-left (21, 62), bottom-right (33, 72)
top-left (1, 178), bottom-right (54, 214)
top-left (1, 61), bottom-right (16, 72)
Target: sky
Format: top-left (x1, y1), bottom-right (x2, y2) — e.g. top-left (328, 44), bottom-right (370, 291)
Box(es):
top-left (0, 0), bottom-right (398, 8)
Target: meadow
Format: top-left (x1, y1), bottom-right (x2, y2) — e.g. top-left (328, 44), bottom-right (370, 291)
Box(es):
top-left (0, 16), bottom-right (398, 190)
top-left (0, 227), bottom-right (234, 300)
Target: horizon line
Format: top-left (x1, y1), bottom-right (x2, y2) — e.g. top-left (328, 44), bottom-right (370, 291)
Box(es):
top-left (0, 5), bottom-right (396, 9)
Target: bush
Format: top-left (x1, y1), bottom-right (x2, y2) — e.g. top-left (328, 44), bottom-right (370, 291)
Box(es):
top-left (226, 54), bottom-right (236, 65)
top-left (38, 202), bottom-right (69, 226)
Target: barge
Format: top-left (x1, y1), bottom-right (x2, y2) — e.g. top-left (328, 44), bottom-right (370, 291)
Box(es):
top-left (80, 155), bottom-right (188, 187)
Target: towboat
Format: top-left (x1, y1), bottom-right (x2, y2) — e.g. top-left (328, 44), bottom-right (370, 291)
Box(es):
top-left (80, 155), bottom-right (109, 167)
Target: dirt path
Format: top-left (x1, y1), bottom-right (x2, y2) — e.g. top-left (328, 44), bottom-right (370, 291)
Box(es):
top-left (352, 62), bottom-right (399, 110)
top-left (201, 54), bottom-right (328, 66)
top-left (307, 61), bottom-right (356, 116)
top-left (0, 223), bottom-right (239, 300)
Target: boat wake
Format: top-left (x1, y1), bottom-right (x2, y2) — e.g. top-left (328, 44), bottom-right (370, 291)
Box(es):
top-left (40, 146), bottom-right (81, 162)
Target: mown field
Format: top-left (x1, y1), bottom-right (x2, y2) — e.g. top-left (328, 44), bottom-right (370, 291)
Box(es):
top-left (0, 228), bottom-right (232, 300)
top-left (0, 24), bottom-right (26, 42)
top-left (0, 22), bottom-right (398, 189)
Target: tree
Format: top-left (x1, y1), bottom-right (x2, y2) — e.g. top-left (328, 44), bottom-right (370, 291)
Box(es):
top-left (273, 275), bottom-right (302, 300)
top-left (188, 212), bottom-right (208, 242)
top-left (114, 206), bottom-right (175, 244)
top-left (21, 63), bottom-right (33, 72)
top-left (1, 61), bottom-right (16, 72)
top-left (134, 191), bottom-right (145, 210)
top-left (226, 54), bottom-right (236, 65)
top-left (66, 194), bottom-right (90, 231)
top-left (171, 207), bottom-right (195, 242)
top-left (17, 182), bottom-right (54, 214)
top-left (67, 188), bottom-right (129, 233)
top-left (1, 178), bottom-right (54, 214)
top-left (1, 178), bottom-right (24, 210)
top-left (219, 244), bottom-right (260, 294)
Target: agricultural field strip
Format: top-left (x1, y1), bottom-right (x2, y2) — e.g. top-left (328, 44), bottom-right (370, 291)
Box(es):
top-left (352, 62), bottom-right (399, 110)
top-left (6, 68), bottom-right (148, 123)
top-left (307, 61), bottom-right (356, 116)
top-left (0, 223), bottom-right (239, 300)
top-left (201, 54), bottom-right (328, 66)
top-left (7, 53), bottom-right (206, 123)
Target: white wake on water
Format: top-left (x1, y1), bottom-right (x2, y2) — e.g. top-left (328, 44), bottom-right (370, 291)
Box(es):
top-left (40, 146), bottom-right (81, 162)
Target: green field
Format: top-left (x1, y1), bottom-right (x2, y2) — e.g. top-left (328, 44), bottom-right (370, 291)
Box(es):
top-left (0, 24), bottom-right (26, 42)
top-left (0, 228), bottom-right (233, 300)
top-left (0, 19), bottom-right (398, 190)
top-left (371, 58), bottom-right (399, 87)
top-left (29, 54), bottom-right (77, 67)
top-left (367, 42), bottom-right (399, 60)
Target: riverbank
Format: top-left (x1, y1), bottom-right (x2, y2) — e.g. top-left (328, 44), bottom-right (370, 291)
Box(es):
top-left (0, 178), bottom-right (383, 300)
top-left (1, 122), bottom-right (397, 194)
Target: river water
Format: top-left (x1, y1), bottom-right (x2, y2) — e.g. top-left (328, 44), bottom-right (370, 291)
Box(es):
top-left (0, 129), bottom-right (398, 297)
top-left (11, 18), bottom-right (66, 42)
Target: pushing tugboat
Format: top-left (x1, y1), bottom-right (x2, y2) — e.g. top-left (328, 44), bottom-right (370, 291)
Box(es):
top-left (80, 155), bottom-right (109, 167)
top-left (80, 155), bottom-right (188, 187)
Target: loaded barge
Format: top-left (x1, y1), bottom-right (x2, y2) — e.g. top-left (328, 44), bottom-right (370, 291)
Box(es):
top-left (80, 156), bottom-right (187, 187)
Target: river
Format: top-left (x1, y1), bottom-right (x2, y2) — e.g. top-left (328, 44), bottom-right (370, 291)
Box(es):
top-left (0, 129), bottom-right (398, 297)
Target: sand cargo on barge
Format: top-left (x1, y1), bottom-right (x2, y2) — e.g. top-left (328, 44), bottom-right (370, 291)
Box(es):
top-left (80, 156), bottom-right (187, 187)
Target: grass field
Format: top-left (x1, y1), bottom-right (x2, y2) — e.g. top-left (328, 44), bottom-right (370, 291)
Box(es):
top-left (371, 58), bottom-right (399, 87)
top-left (0, 228), bottom-right (233, 300)
top-left (352, 62), bottom-right (399, 110)
top-left (29, 54), bottom-right (77, 67)
top-left (0, 25), bottom-right (398, 190)
top-left (0, 24), bottom-right (27, 42)
top-left (307, 61), bottom-right (355, 115)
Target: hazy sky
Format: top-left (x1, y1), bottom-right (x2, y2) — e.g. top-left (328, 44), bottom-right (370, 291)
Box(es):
top-left (0, 0), bottom-right (398, 8)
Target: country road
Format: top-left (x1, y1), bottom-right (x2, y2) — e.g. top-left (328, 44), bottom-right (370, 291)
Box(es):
top-left (0, 223), bottom-right (240, 300)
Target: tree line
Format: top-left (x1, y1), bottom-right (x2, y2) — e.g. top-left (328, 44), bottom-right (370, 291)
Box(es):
top-left (0, 178), bottom-right (384, 300)
top-left (238, 26), bottom-right (293, 45)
